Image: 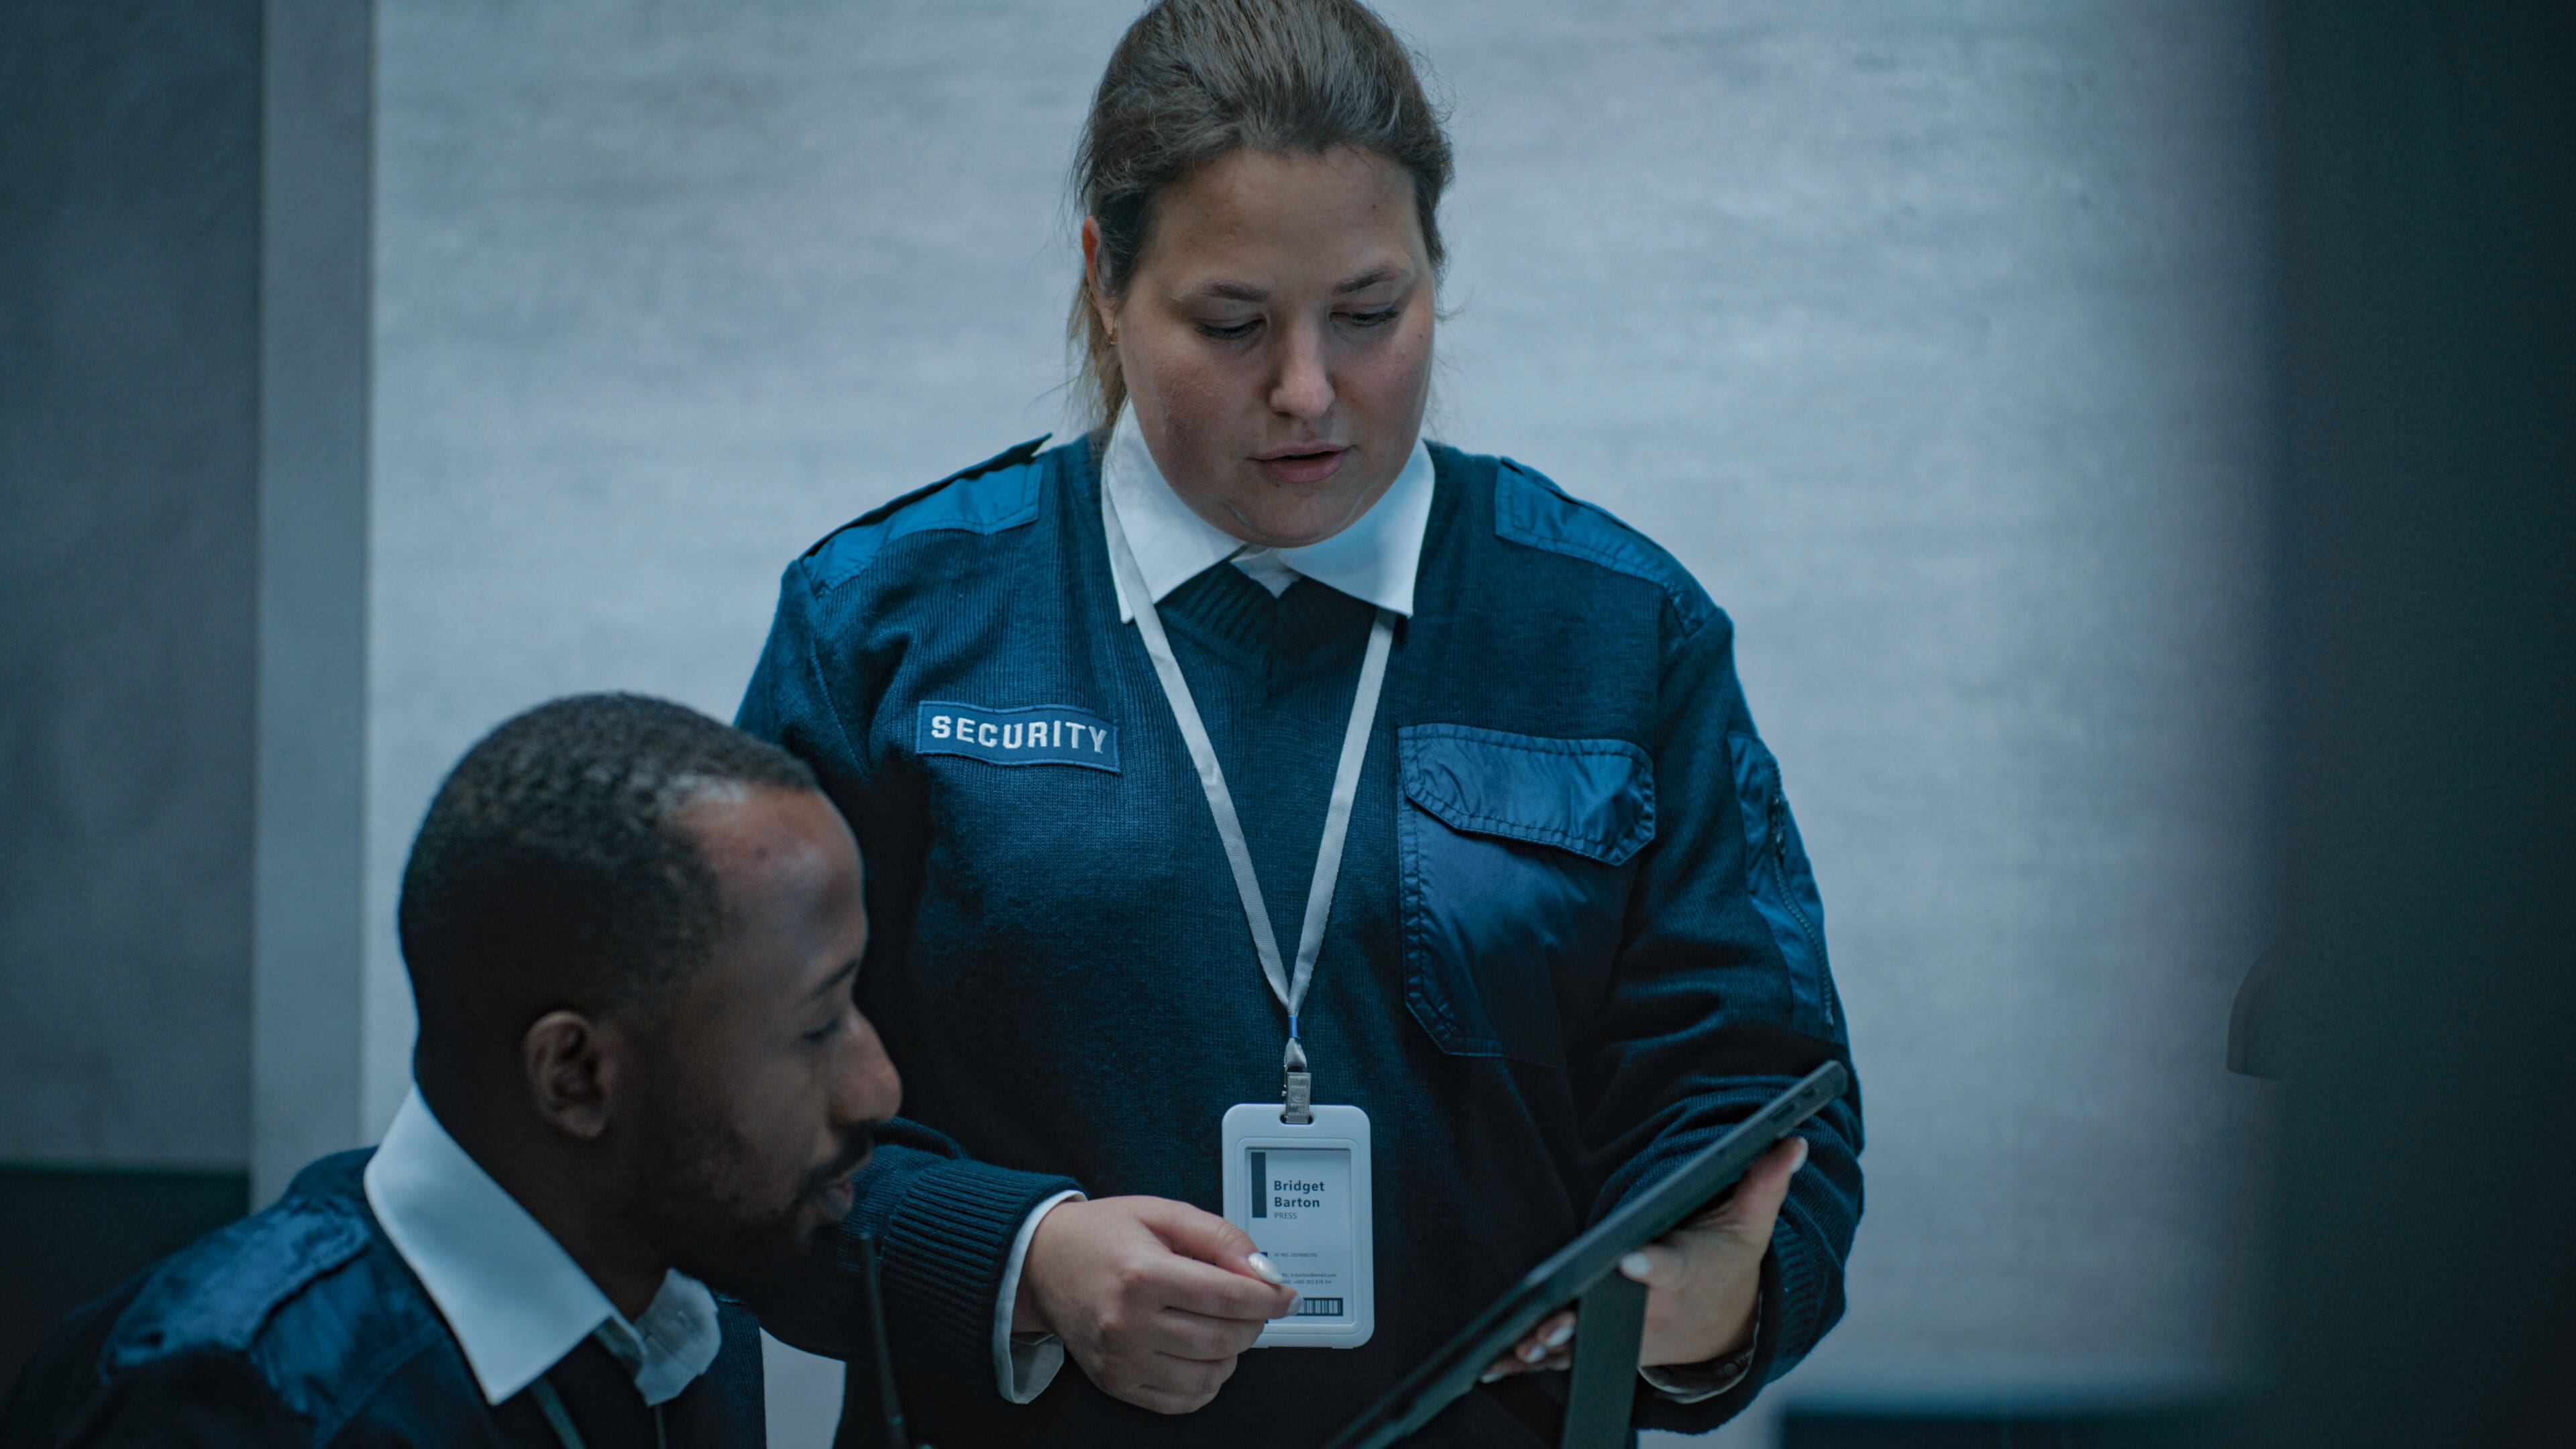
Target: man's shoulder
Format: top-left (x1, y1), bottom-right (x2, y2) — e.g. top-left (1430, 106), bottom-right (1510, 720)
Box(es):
top-left (1432, 443), bottom-right (1721, 639)
top-left (98, 1153), bottom-right (380, 1368)
top-left (66, 1150), bottom-right (470, 1442)
top-left (796, 434), bottom-right (1069, 596)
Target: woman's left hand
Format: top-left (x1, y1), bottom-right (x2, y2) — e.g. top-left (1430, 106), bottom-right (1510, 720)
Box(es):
top-left (1483, 1134), bottom-right (1809, 1382)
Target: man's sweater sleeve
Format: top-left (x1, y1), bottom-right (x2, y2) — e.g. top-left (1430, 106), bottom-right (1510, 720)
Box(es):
top-left (1578, 602), bottom-right (1866, 1437)
top-left (737, 564), bottom-right (1083, 1393)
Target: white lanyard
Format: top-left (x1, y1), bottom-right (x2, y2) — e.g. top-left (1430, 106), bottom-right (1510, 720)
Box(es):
top-left (1102, 483), bottom-right (1394, 1120)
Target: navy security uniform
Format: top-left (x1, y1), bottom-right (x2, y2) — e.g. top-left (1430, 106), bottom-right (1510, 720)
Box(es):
top-left (0, 1152), bottom-right (767, 1448)
top-left (739, 437), bottom-right (1863, 1447)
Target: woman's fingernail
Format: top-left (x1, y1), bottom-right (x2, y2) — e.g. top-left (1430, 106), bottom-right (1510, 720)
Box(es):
top-left (1246, 1252), bottom-right (1286, 1285)
top-left (1481, 1368), bottom-right (1505, 1383)
top-left (1544, 1321), bottom-right (1574, 1348)
top-left (1521, 1342), bottom-right (1546, 1363)
top-left (1619, 1251), bottom-right (1654, 1282)
top-left (1791, 1137), bottom-right (1811, 1171)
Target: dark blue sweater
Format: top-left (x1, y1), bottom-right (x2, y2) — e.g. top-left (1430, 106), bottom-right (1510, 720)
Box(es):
top-left (738, 436), bottom-right (1863, 1447)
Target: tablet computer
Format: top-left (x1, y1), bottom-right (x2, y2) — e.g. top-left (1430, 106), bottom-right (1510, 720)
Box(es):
top-left (1323, 1060), bottom-right (1849, 1449)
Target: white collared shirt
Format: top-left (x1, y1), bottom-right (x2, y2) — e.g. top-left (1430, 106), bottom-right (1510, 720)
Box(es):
top-left (364, 1088), bottom-right (723, 1409)
top-left (1099, 404), bottom-right (1435, 621)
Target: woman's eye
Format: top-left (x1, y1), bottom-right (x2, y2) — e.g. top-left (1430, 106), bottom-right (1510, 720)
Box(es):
top-left (804, 1016), bottom-right (843, 1044)
top-left (1197, 318), bottom-right (1260, 341)
top-left (1344, 307), bottom-right (1401, 329)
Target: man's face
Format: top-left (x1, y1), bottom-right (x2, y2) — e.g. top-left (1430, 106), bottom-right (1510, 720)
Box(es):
top-left (616, 786), bottom-right (899, 1304)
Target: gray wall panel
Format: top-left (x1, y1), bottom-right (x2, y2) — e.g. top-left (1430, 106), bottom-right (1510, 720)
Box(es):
top-left (0, 0), bottom-right (262, 1169)
top-left (368, 0), bottom-right (1132, 1132)
top-left (372, 3), bottom-right (2274, 1440)
top-left (1387, 3), bottom-right (2277, 1415)
top-left (254, 0), bottom-right (374, 1205)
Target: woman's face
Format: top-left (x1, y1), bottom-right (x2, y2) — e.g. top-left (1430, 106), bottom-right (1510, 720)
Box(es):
top-left (1091, 146), bottom-right (1435, 549)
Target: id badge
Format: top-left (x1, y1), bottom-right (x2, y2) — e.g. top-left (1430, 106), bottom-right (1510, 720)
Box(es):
top-left (1220, 1102), bottom-right (1374, 1348)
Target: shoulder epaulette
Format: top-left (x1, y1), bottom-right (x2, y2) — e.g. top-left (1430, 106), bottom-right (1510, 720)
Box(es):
top-left (101, 1193), bottom-right (374, 1367)
top-left (798, 435), bottom-right (1053, 590)
top-left (1490, 456), bottom-right (1717, 636)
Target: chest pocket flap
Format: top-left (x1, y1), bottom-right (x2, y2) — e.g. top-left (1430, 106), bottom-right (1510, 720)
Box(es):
top-left (1397, 726), bottom-right (1655, 1066)
top-left (1399, 725), bottom-right (1656, 866)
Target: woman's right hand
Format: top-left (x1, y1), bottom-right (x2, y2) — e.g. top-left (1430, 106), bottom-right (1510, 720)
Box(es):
top-left (1015, 1195), bottom-right (1300, 1413)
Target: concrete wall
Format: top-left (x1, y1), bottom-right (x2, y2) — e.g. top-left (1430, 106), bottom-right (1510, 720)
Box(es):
top-left (0, 0), bottom-right (263, 1170)
top-left (252, 0), bottom-right (376, 1206)
top-left (1403, 3), bottom-right (2279, 1427)
top-left (368, 2), bottom-right (2275, 1442)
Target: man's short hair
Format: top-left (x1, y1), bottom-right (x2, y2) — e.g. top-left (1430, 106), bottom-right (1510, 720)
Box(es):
top-left (397, 693), bottom-right (820, 1051)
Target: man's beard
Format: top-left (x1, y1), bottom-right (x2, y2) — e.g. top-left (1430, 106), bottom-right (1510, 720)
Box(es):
top-left (620, 1072), bottom-right (874, 1325)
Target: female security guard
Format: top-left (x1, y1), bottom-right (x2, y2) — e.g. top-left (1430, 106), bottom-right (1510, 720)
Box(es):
top-left (737, 2), bottom-right (1862, 1444)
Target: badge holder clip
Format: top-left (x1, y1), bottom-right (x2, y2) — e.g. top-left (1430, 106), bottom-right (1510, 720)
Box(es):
top-left (1282, 1072), bottom-right (1313, 1123)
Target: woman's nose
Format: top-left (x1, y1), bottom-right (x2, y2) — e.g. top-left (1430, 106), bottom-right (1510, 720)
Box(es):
top-left (1267, 322), bottom-right (1335, 419)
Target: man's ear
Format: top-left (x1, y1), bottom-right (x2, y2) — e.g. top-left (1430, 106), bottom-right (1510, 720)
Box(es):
top-left (522, 1009), bottom-right (621, 1142)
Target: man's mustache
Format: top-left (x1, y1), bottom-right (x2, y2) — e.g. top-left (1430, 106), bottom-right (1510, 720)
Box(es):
top-left (798, 1123), bottom-right (879, 1203)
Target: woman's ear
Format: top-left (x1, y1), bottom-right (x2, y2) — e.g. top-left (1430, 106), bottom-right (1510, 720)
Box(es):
top-left (1080, 216), bottom-right (1120, 343)
top-left (522, 1009), bottom-right (617, 1142)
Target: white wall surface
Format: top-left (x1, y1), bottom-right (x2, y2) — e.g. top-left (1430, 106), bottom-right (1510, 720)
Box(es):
top-left (372, 3), bottom-right (2275, 1443)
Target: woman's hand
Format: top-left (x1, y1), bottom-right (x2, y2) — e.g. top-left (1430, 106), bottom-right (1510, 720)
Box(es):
top-left (1483, 1134), bottom-right (1808, 1381)
top-left (1015, 1195), bottom-right (1300, 1415)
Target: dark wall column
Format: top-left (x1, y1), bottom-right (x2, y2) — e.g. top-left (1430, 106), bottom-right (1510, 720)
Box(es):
top-left (0, 0), bottom-right (262, 1173)
top-left (0, 0), bottom-right (268, 1386)
top-left (2263, 3), bottom-right (2575, 1445)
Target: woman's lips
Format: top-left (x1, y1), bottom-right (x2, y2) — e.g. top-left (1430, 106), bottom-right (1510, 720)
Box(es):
top-left (1256, 446), bottom-right (1348, 486)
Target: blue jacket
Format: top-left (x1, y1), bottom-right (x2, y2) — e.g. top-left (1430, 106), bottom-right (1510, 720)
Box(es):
top-left (0, 1151), bottom-right (768, 1448)
top-left (739, 435), bottom-right (1863, 1447)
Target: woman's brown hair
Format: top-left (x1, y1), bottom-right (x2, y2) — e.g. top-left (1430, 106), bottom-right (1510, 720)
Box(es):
top-left (1069, 0), bottom-right (1453, 432)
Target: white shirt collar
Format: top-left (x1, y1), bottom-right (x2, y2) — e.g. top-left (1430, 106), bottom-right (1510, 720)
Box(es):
top-left (1102, 404), bottom-right (1434, 622)
top-left (363, 1088), bottom-right (723, 1407)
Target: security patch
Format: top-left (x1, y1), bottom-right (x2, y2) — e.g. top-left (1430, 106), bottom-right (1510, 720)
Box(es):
top-left (917, 701), bottom-right (1120, 773)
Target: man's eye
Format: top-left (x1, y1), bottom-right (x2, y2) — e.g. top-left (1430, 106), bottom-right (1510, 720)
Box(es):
top-left (804, 1017), bottom-right (842, 1044)
top-left (1344, 307), bottom-right (1400, 329)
